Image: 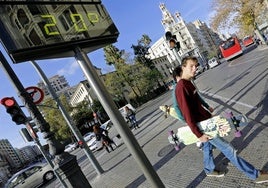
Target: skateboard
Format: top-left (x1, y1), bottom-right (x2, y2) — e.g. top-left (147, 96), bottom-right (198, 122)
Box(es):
top-left (160, 106), bottom-right (248, 146)
top-left (167, 130), bottom-right (180, 151)
top-left (176, 115), bottom-right (231, 145)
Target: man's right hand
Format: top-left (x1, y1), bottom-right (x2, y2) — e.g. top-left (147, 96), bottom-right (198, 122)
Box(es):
top-left (199, 134), bottom-right (212, 142)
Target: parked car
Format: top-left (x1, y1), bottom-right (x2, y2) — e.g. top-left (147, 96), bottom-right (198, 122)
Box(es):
top-left (195, 65), bottom-right (205, 75)
top-left (208, 57), bottom-right (220, 69)
top-left (86, 135), bottom-right (103, 151)
top-left (5, 162), bottom-right (54, 188)
top-left (83, 132), bottom-right (95, 142)
top-left (100, 120), bottom-right (113, 130)
top-left (64, 142), bottom-right (78, 152)
top-left (83, 132), bottom-right (103, 151)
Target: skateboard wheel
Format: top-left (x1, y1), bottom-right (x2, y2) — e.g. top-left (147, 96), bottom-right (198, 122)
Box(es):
top-left (225, 111), bottom-right (233, 118)
top-left (168, 130), bottom-right (174, 136)
top-left (234, 130), bottom-right (242, 137)
top-left (174, 145), bottom-right (180, 151)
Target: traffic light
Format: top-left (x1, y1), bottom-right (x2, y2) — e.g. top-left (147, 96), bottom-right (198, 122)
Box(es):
top-left (165, 31), bottom-right (181, 51)
top-left (0, 97), bottom-right (27, 125)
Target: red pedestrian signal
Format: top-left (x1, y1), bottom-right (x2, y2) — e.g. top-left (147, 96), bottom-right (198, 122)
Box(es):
top-left (1, 97), bottom-right (27, 125)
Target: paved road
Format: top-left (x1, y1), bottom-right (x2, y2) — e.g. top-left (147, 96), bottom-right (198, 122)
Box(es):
top-left (45, 45), bottom-right (268, 188)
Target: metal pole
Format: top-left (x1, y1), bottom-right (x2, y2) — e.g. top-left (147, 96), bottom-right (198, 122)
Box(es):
top-left (0, 51), bottom-right (91, 188)
top-left (74, 46), bottom-right (165, 188)
top-left (29, 128), bottom-right (68, 188)
top-left (172, 48), bottom-right (182, 65)
top-left (30, 60), bottom-right (104, 175)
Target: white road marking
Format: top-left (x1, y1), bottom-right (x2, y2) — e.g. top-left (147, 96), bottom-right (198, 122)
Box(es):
top-left (200, 90), bottom-right (257, 109)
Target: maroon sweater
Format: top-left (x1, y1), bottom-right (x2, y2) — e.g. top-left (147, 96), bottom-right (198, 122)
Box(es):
top-left (175, 79), bottom-right (211, 138)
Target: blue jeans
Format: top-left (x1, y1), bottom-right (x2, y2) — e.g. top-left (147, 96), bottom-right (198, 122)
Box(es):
top-left (129, 115), bottom-right (137, 125)
top-left (203, 136), bottom-right (259, 180)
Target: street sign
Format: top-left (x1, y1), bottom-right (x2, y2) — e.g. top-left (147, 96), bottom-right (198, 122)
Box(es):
top-left (26, 123), bottom-right (38, 140)
top-left (0, 1), bottom-right (119, 63)
top-left (25, 86), bottom-right (44, 104)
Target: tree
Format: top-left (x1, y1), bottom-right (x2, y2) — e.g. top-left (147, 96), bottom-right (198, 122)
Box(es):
top-left (132, 34), bottom-right (155, 69)
top-left (104, 45), bottom-right (140, 98)
top-left (132, 35), bottom-right (163, 87)
top-left (38, 95), bottom-right (72, 141)
top-left (210, 0), bottom-right (266, 35)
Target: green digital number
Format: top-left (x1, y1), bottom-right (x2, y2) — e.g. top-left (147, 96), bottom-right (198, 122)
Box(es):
top-left (71, 14), bottom-right (87, 32)
top-left (41, 13), bottom-right (100, 35)
top-left (87, 13), bottom-right (99, 23)
top-left (41, 15), bottom-right (60, 36)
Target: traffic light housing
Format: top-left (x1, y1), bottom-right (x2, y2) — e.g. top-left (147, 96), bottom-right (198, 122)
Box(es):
top-left (1, 97), bottom-right (27, 125)
top-left (165, 31), bottom-right (181, 52)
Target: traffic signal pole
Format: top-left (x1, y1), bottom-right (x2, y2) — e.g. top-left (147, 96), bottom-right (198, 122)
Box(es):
top-left (30, 60), bottom-right (104, 175)
top-left (74, 46), bottom-right (165, 188)
top-left (0, 51), bottom-right (92, 188)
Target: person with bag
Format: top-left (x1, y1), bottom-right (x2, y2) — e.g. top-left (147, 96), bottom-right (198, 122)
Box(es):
top-left (173, 56), bottom-right (268, 183)
top-left (93, 125), bottom-right (116, 153)
top-left (172, 66), bottom-right (213, 149)
top-left (124, 106), bottom-right (139, 129)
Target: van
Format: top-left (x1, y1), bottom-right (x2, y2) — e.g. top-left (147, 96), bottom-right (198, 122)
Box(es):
top-left (208, 57), bottom-right (220, 69)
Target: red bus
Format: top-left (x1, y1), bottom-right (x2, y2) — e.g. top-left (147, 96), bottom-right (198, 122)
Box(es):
top-left (219, 37), bottom-right (243, 61)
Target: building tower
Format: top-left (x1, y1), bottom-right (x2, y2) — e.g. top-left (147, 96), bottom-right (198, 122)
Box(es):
top-left (159, 3), bottom-right (207, 66)
top-left (0, 139), bottom-right (22, 173)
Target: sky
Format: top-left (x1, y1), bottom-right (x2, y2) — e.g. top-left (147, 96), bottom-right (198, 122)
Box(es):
top-left (0, 0), bottom-right (216, 148)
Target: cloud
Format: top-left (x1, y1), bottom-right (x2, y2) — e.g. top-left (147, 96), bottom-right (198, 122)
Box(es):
top-left (57, 60), bottom-right (80, 76)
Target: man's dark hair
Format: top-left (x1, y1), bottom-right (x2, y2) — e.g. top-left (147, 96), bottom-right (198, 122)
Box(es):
top-left (172, 66), bottom-right (182, 81)
top-left (181, 56), bottom-right (198, 67)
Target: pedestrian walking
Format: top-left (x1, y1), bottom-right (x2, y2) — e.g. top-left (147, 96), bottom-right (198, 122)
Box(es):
top-left (173, 56), bottom-right (268, 183)
top-left (172, 65), bottom-right (213, 149)
top-left (93, 125), bottom-right (116, 153)
top-left (124, 106), bottom-right (139, 129)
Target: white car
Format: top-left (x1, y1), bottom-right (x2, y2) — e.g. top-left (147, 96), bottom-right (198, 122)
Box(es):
top-left (208, 57), bottom-right (220, 69)
top-left (83, 132), bottom-right (103, 151)
top-left (100, 120), bottom-right (113, 130)
top-left (87, 136), bottom-right (103, 151)
top-left (195, 66), bottom-right (205, 75)
top-left (83, 132), bottom-right (95, 142)
top-left (64, 143), bottom-right (77, 152)
top-left (5, 162), bottom-right (54, 188)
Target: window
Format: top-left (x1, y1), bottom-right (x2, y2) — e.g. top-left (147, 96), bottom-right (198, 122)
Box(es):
top-left (17, 9), bottom-right (29, 26)
top-left (24, 166), bottom-right (41, 177)
top-left (9, 173), bottom-right (26, 188)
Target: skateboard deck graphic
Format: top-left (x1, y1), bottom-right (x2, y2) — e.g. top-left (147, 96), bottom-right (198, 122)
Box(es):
top-left (175, 115), bottom-right (231, 145)
top-left (161, 106), bottom-right (248, 146)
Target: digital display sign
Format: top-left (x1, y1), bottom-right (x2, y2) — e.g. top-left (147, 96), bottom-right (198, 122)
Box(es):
top-left (0, 1), bottom-right (119, 63)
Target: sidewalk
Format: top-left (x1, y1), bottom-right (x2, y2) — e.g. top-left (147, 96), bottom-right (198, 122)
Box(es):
top-left (79, 105), bottom-right (268, 188)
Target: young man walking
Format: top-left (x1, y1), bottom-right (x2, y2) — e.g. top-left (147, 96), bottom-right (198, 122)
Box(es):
top-left (173, 56), bottom-right (268, 183)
